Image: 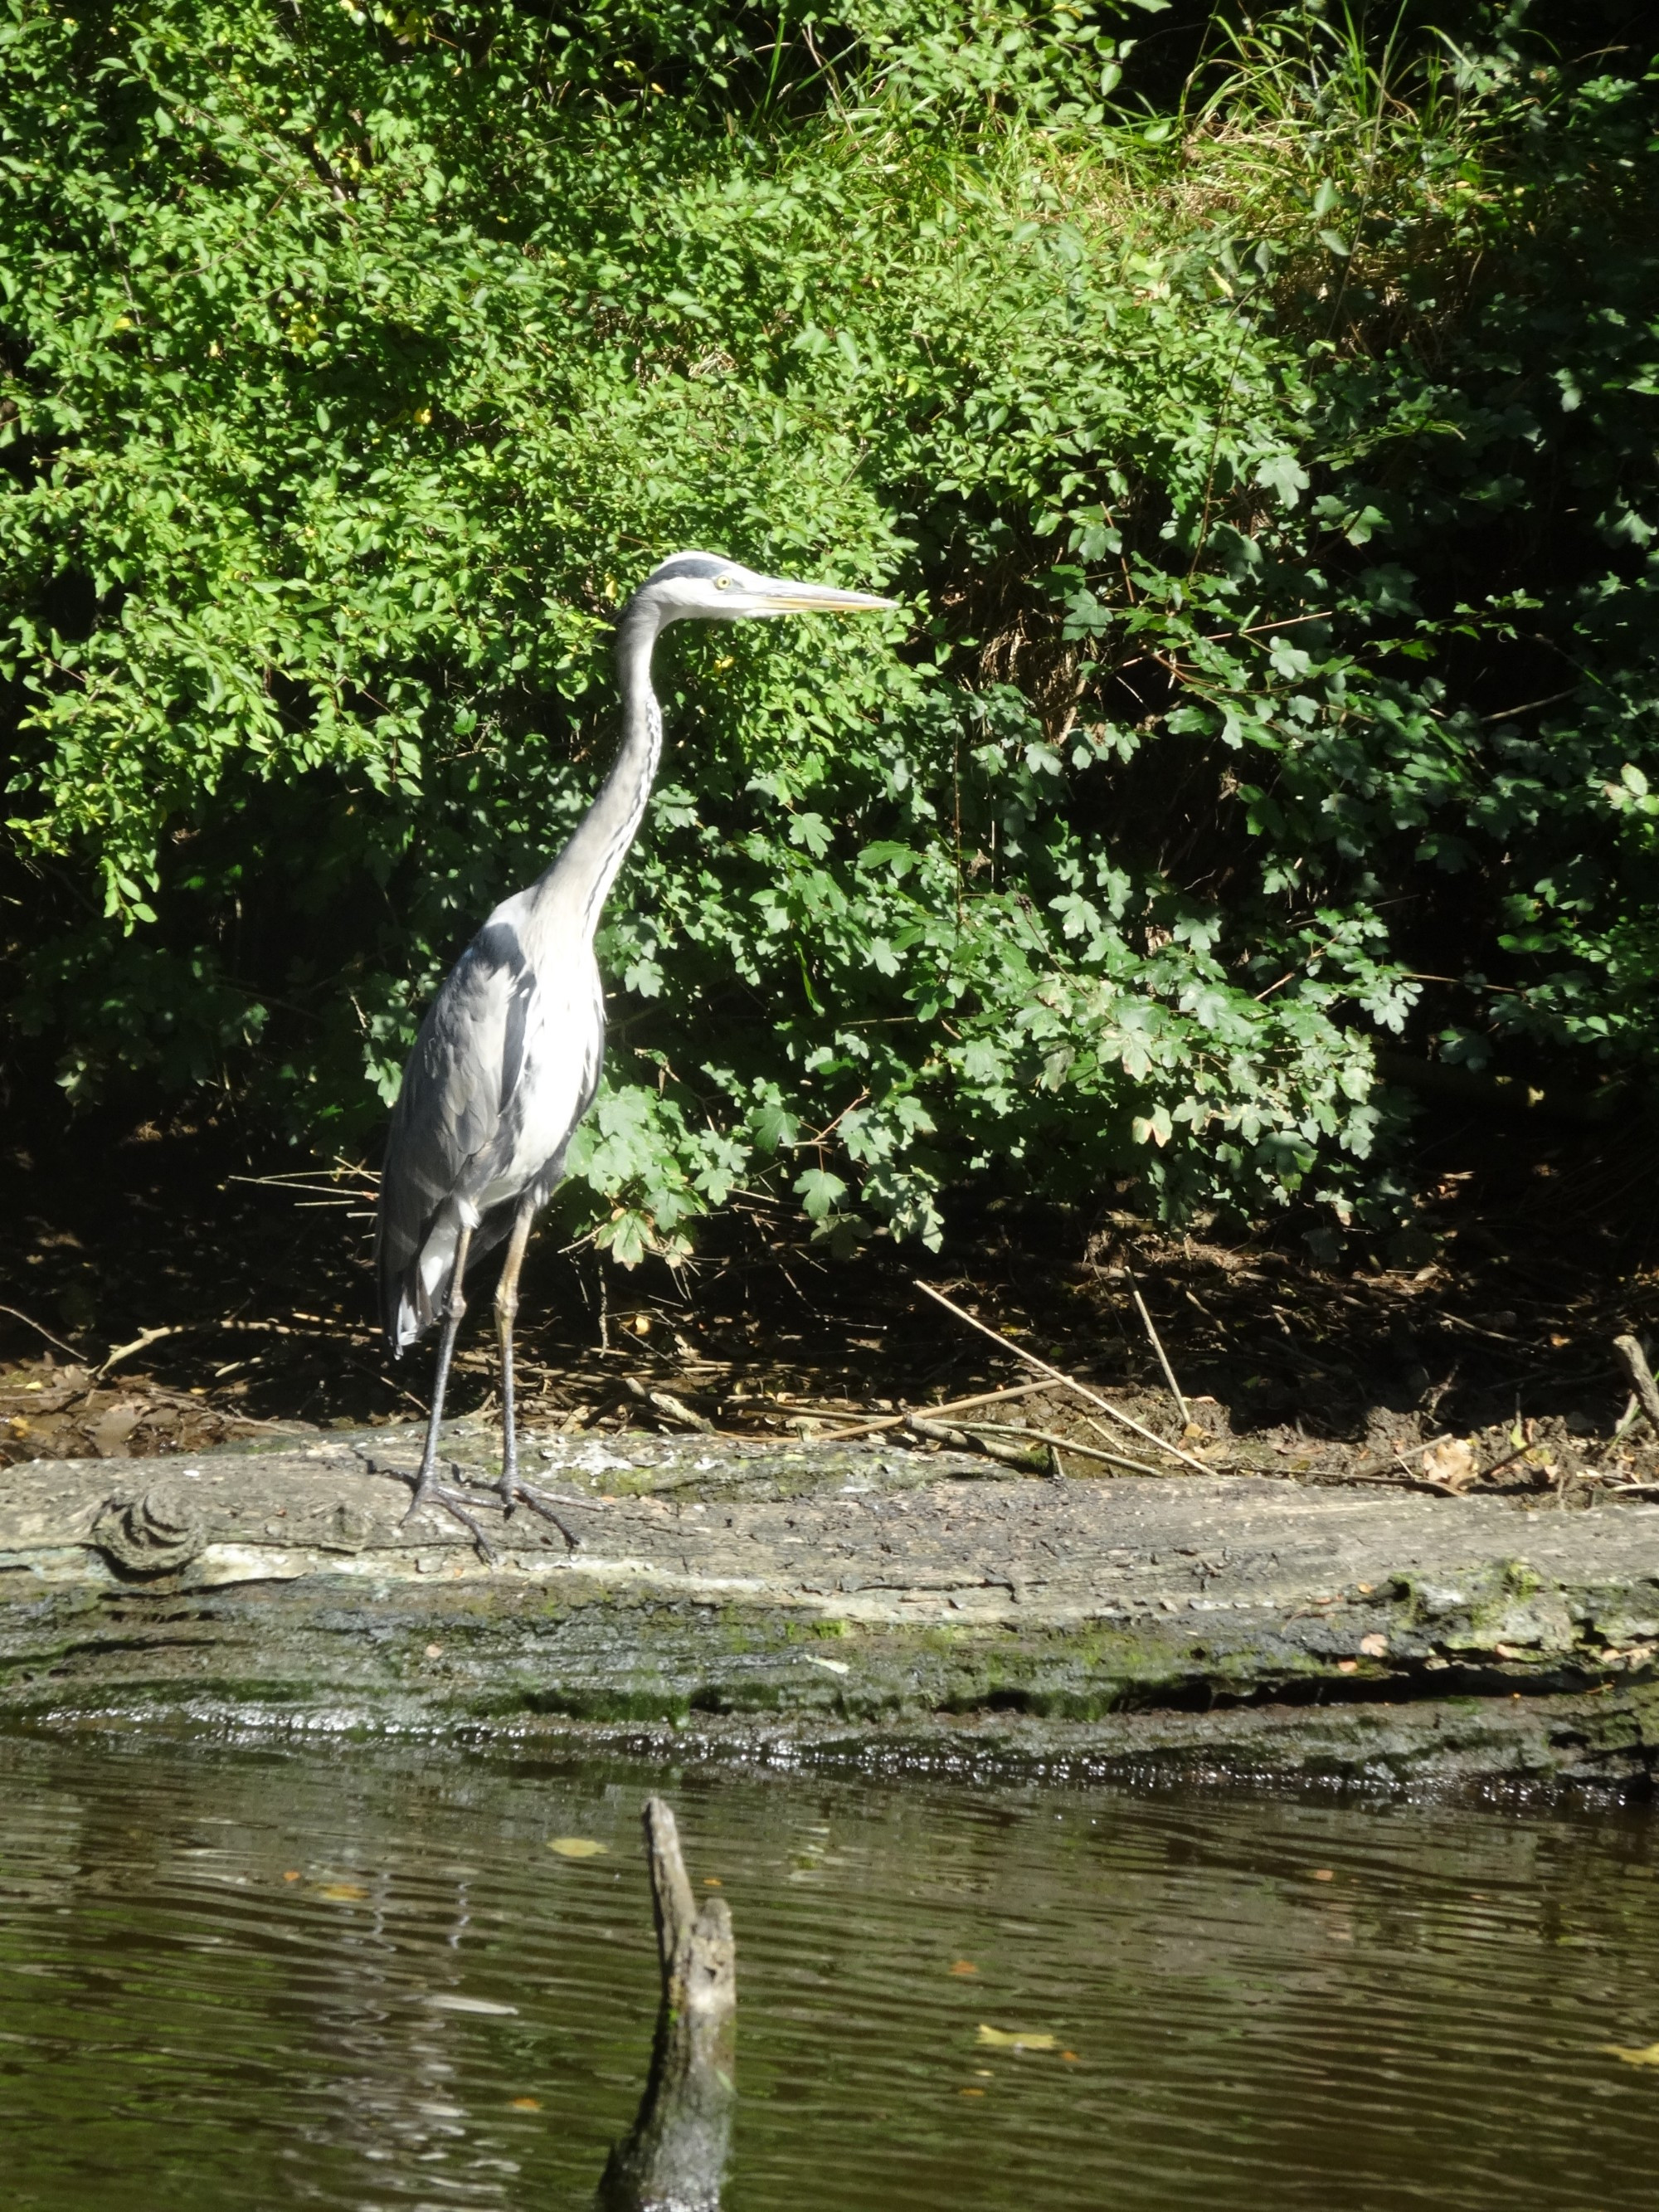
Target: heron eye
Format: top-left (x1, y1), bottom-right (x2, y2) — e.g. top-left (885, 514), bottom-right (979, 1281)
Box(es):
top-left (714, 574), bottom-right (735, 589)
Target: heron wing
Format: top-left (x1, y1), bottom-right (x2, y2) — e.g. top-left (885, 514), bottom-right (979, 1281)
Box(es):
top-left (376, 918), bottom-right (538, 1346)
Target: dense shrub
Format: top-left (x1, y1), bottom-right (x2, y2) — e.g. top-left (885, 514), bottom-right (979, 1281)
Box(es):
top-left (2, 2), bottom-right (1656, 1259)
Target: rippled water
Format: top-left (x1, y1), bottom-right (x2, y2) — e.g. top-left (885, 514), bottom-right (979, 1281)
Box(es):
top-left (2, 1731), bottom-right (1657, 2209)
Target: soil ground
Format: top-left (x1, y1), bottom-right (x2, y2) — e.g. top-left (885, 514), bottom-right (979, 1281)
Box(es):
top-left (3, 1093), bottom-right (1659, 1504)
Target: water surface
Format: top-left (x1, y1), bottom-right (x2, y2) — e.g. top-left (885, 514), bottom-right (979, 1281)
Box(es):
top-left (1, 1730), bottom-right (1655, 2209)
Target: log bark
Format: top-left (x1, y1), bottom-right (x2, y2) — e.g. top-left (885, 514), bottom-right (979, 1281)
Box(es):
top-left (598, 1799), bottom-right (735, 2212)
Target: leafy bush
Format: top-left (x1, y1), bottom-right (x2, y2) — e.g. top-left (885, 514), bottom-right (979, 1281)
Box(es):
top-left (2, 1), bottom-right (1656, 1262)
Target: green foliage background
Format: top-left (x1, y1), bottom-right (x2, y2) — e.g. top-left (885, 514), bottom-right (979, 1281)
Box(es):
top-left (2, 0), bottom-right (1656, 1260)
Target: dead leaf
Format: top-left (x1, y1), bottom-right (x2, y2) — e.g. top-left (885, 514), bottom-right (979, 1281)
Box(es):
top-left (1311, 1869), bottom-right (1335, 1883)
top-left (1358, 1633), bottom-right (1389, 1659)
top-left (950, 1960), bottom-right (978, 1976)
top-left (976, 2024), bottom-right (1058, 2051)
top-left (1422, 1436), bottom-right (1477, 1491)
top-left (1603, 2042), bottom-right (1659, 2068)
top-left (510, 2098), bottom-right (541, 2111)
top-left (547, 1836), bottom-right (606, 1859)
top-left (91, 1403), bottom-right (144, 1458)
top-left (314, 1881), bottom-right (367, 1902)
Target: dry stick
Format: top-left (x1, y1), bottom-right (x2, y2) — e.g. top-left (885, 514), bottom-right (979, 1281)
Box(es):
top-left (1613, 1336), bottom-right (1659, 1436)
top-left (96, 1315), bottom-right (369, 1381)
top-left (913, 1282), bottom-right (1214, 1475)
top-left (1124, 1267), bottom-right (1190, 1426)
top-left (0, 1303), bottom-right (87, 1366)
top-left (1340, 1468), bottom-right (1463, 1496)
top-left (791, 1376), bottom-right (1056, 1442)
top-left (906, 1413), bottom-right (1045, 1470)
top-left (1472, 1442), bottom-right (1530, 1487)
top-left (1341, 1433), bottom-right (1452, 1481)
top-left (961, 1420), bottom-right (1165, 1479)
top-left (1080, 1412), bottom-right (1226, 1474)
top-left (96, 1323), bottom-right (178, 1378)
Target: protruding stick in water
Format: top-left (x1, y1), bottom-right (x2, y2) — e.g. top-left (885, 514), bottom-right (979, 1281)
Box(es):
top-left (597, 1796), bottom-right (736, 2212)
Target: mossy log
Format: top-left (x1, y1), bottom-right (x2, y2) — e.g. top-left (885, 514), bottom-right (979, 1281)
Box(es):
top-left (4, 1420), bottom-right (1659, 1786)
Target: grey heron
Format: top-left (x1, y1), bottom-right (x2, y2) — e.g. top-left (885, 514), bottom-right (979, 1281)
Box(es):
top-left (376, 552), bottom-right (896, 1544)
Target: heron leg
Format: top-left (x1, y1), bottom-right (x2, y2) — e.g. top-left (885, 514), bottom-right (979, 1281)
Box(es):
top-left (494, 1193), bottom-right (538, 1498)
top-left (397, 1224), bottom-right (499, 1557)
top-left (414, 1220), bottom-right (472, 1491)
top-left (489, 1194), bottom-right (595, 1549)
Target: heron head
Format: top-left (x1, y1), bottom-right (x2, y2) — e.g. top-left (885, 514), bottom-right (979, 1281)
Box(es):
top-left (629, 551), bottom-right (897, 626)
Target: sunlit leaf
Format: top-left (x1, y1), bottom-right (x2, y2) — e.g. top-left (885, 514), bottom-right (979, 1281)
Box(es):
top-left (976, 2024), bottom-right (1058, 2050)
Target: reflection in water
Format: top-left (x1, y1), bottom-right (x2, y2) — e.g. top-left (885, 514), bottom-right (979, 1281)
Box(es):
top-left (0, 1730), bottom-right (1657, 2209)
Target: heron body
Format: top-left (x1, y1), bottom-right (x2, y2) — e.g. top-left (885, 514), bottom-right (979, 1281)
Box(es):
top-left (374, 551), bottom-right (893, 1541)
top-left (377, 903), bottom-right (606, 1351)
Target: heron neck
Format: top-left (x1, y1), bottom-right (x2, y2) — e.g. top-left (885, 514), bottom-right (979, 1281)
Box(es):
top-left (533, 602), bottom-right (664, 943)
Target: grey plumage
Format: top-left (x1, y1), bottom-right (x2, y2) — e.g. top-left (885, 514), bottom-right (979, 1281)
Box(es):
top-left (372, 549), bottom-right (895, 1544)
top-left (376, 918), bottom-right (601, 1349)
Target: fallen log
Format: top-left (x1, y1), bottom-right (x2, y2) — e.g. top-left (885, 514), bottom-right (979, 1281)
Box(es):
top-left (3, 1419), bottom-right (1659, 1786)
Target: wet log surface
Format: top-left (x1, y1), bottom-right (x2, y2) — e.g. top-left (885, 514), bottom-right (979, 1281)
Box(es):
top-left (5, 1419), bottom-right (1659, 1788)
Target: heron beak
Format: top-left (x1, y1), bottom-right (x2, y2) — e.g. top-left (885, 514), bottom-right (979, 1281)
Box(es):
top-left (756, 577), bottom-right (898, 616)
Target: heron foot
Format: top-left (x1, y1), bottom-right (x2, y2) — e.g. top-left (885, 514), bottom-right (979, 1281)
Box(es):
top-left (496, 1474), bottom-right (595, 1552)
top-left (397, 1464), bottom-right (502, 1564)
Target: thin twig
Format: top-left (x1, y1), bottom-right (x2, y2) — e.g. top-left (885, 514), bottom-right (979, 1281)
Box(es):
top-left (1125, 1267), bottom-right (1190, 1425)
top-left (95, 1324), bottom-right (178, 1378)
top-left (1340, 1469), bottom-right (1464, 1496)
top-left (1472, 1443), bottom-right (1529, 1485)
top-left (906, 1413), bottom-right (1044, 1469)
top-left (805, 1377), bottom-right (1056, 1440)
top-left (1480, 686), bottom-right (1579, 724)
top-left (95, 1314), bottom-right (369, 1381)
top-left (961, 1421), bottom-right (1165, 1479)
top-left (913, 1282), bottom-right (1212, 1474)
top-left (0, 1303), bottom-right (87, 1365)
